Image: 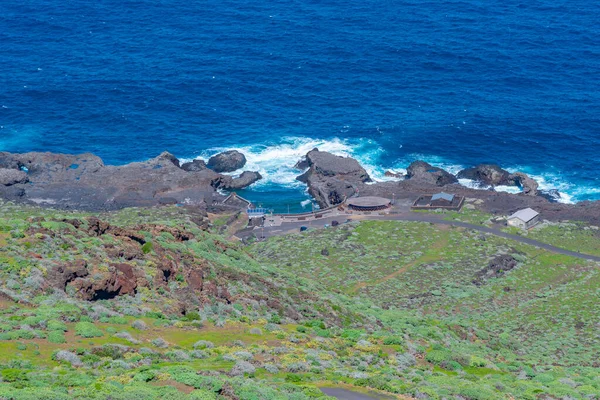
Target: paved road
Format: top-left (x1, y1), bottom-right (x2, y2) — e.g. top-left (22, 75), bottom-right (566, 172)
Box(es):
top-left (237, 213), bottom-right (600, 263)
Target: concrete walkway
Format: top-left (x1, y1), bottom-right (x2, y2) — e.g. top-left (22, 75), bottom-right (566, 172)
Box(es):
top-left (237, 212), bottom-right (600, 263)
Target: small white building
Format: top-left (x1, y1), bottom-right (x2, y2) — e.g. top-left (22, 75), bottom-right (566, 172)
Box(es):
top-left (507, 208), bottom-right (540, 229)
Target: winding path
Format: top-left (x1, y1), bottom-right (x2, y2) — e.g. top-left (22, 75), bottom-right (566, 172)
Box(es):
top-left (238, 212), bottom-right (600, 262)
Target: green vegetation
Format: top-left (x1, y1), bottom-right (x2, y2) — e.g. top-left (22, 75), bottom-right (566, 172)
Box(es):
top-left (0, 200), bottom-right (598, 399)
top-left (526, 222), bottom-right (600, 256)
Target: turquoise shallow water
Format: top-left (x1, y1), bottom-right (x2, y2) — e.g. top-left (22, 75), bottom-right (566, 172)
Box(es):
top-left (1, 0), bottom-right (599, 211)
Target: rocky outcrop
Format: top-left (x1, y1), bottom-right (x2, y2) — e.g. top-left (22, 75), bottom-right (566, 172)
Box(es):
top-left (181, 159), bottom-right (207, 172)
top-left (384, 170), bottom-right (404, 179)
top-left (456, 164), bottom-right (539, 196)
top-left (510, 172), bottom-right (538, 196)
top-left (50, 260), bottom-right (90, 290)
top-left (218, 171), bottom-right (263, 190)
top-left (72, 263), bottom-right (140, 301)
top-left (207, 150), bottom-right (246, 173)
top-left (406, 161), bottom-right (458, 186)
top-left (457, 164), bottom-right (512, 186)
top-left (296, 149), bottom-right (371, 208)
top-left (0, 150), bottom-right (260, 210)
top-left (0, 168), bottom-right (29, 186)
top-left (473, 254), bottom-right (519, 286)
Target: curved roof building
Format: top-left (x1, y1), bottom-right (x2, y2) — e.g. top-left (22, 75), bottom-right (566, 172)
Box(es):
top-left (347, 196), bottom-right (391, 211)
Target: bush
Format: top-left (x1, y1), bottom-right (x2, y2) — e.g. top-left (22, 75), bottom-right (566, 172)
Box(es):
top-left (230, 360), bottom-right (256, 376)
top-left (264, 363), bottom-right (279, 374)
top-left (132, 320), bottom-right (148, 330)
top-left (183, 312), bottom-right (201, 322)
top-left (189, 390), bottom-right (218, 400)
top-left (285, 374), bottom-right (303, 383)
top-left (383, 336), bottom-right (403, 345)
top-left (190, 350), bottom-right (208, 359)
top-left (114, 331), bottom-right (140, 344)
top-left (168, 350), bottom-right (191, 361)
top-left (74, 322), bottom-right (103, 338)
top-left (286, 362), bottom-right (309, 373)
top-left (141, 242), bottom-right (153, 254)
top-left (1, 369), bottom-right (28, 383)
top-left (193, 340), bottom-right (214, 350)
top-left (151, 338), bottom-right (168, 348)
top-left (426, 350), bottom-right (452, 365)
top-left (53, 350), bottom-right (83, 367)
top-left (341, 329), bottom-right (363, 341)
top-left (48, 331), bottom-right (66, 344)
top-left (249, 328), bottom-right (262, 335)
top-left (234, 351), bottom-right (253, 361)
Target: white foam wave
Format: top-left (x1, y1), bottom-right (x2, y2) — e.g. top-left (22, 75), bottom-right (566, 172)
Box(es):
top-left (180, 136), bottom-right (594, 204)
top-left (300, 199), bottom-right (312, 208)
top-left (180, 137), bottom-right (357, 190)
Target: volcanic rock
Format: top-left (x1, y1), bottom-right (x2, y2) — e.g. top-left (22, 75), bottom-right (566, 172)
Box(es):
top-left (207, 150), bottom-right (247, 173)
top-left (384, 170), bottom-right (404, 179)
top-left (509, 172), bottom-right (539, 196)
top-left (457, 164), bottom-right (512, 186)
top-left (181, 159), bottom-right (207, 172)
top-left (217, 171), bottom-right (263, 190)
top-left (406, 161), bottom-right (458, 186)
top-left (539, 189), bottom-right (561, 203)
top-left (0, 150), bottom-right (262, 211)
top-left (155, 151), bottom-right (180, 168)
top-left (73, 263), bottom-right (140, 301)
top-left (296, 149), bottom-right (371, 208)
top-left (51, 260), bottom-right (90, 290)
top-left (0, 168), bottom-right (29, 186)
top-left (473, 254), bottom-right (519, 286)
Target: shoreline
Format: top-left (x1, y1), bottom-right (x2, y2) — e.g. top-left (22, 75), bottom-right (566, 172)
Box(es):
top-left (2, 148), bottom-right (600, 224)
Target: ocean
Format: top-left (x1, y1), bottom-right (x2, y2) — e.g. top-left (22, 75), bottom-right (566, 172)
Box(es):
top-left (1, 0), bottom-right (599, 212)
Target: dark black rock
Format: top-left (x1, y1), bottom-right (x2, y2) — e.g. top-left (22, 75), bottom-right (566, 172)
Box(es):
top-left (295, 149), bottom-right (371, 208)
top-left (457, 164), bottom-right (512, 186)
top-left (207, 150), bottom-right (247, 173)
top-left (539, 189), bottom-right (561, 203)
top-left (218, 171), bottom-right (263, 190)
top-left (181, 159), bottom-right (207, 172)
top-left (406, 161), bottom-right (457, 186)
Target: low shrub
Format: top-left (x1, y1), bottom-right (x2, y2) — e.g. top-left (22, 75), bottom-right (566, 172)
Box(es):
top-left (230, 360), bottom-right (256, 376)
top-left (53, 350), bottom-right (83, 367)
top-left (151, 337), bottom-right (168, 348)
top-left (193, 340), bottom-right (214, 349)
top-left (47, 331), bottom-right (66, 344)
top-left (74, 322), bottom-right (103, 338)
top-left (132, 319), bottom-right (148, 330)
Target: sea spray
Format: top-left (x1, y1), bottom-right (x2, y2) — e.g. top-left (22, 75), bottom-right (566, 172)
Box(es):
top-left (181, 136), bottom-right (579, 206)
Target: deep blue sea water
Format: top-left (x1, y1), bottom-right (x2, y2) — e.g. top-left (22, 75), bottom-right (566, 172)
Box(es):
top-left (1, 0), bottom-right (599, 211)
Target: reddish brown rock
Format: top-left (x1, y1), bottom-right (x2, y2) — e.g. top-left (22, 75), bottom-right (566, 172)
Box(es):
top-left (73, 263), bottom-right (139, 301)
top-left (51, 260), bottom-right (90, 290)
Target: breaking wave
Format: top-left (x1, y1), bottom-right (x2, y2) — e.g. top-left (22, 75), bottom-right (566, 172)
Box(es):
top-left (181, 136), bottom-right (590, 205)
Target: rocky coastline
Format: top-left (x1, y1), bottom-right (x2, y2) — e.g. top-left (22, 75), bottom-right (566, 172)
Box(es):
top-left (0, 150), bottom-right (261, 211)
top-left (2, 148), bottom-right (600, 224)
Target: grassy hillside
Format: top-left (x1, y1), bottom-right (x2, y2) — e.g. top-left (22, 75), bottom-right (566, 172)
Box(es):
top-left (251, 221), bottom-right (600, 398)
top-left (0, 202), bottom-right (598, 399)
